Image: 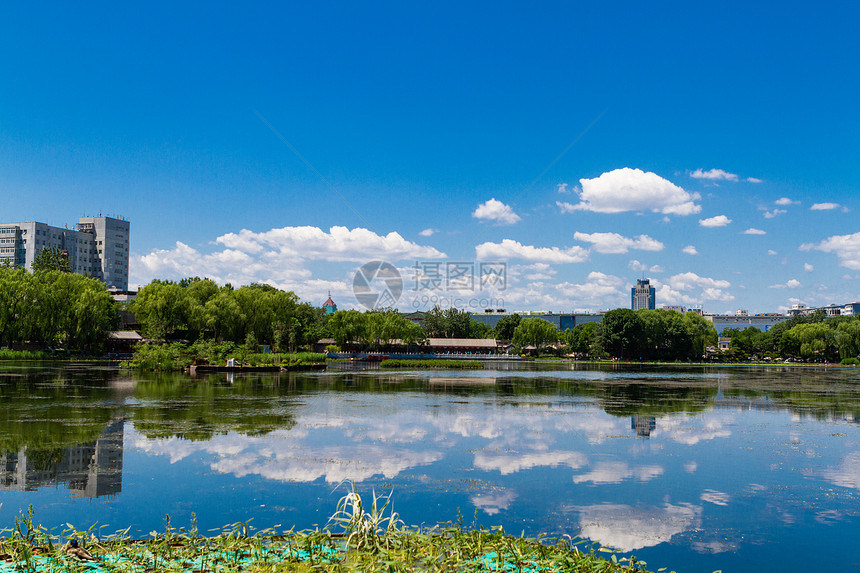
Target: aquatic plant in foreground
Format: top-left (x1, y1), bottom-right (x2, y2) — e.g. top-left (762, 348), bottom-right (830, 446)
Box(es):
top-left (0, 495), bottom-right (714, 573)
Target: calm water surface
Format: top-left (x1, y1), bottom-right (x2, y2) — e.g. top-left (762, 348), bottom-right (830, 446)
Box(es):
top-left (1, 362), bottom-right (860, 572)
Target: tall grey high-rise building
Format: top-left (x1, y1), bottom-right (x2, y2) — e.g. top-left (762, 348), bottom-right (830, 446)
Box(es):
top-left (631, 278), bottom-right (656, 311)
top-left (0, 215), bottom-right (130, 290)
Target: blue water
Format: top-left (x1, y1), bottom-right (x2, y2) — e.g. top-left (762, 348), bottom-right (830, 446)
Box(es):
top-left (1, 363), bottom-right (859, 572)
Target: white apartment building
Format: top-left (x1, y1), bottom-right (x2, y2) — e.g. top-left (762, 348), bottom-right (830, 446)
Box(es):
top-left (0, 216), bottom-right (130, 291)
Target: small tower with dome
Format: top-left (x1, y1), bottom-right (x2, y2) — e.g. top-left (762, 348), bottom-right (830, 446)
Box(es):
top-left (322, 292), bottom-right (337, 315)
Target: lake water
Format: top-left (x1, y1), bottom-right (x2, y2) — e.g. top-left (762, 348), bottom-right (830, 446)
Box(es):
top-left (1, 362), bottom-right (860, 572)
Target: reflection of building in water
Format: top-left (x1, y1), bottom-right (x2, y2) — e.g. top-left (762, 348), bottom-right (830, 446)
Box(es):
top-left (631, 415), bottom-right (656, 437)
top-left (0, 418), bottom-right (124, 498)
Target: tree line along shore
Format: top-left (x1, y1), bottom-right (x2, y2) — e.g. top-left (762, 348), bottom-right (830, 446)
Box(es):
top-left (1, 269), bottom-right (860, 365)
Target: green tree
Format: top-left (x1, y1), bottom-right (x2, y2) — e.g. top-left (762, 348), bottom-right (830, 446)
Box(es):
top-left (600, 309), bottom-right (644, 359)
top-left (512, 318), bottom-right (558, 354)
top-left (423, 306), bottom-right (473, 338)
top-left (31, 247), bottom-right (71, 273)
top-left (130, 280), bottom-right (189, 339)
top-left (493, 314), bottom-right (521, 340)
top-left (564, 321), bottom-right (601, 358)
top-left (836, 319), bottom-right (860, 360)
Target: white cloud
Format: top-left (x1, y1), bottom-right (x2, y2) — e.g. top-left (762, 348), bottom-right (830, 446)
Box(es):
top-left (768, 279), bottom-right (801, 289)
top-left (768, 249), bottom-right (778, 256)
top-left (742, 228), bottom-right (766, 235)
top-left (682, 245), bottom-right (698, 256)
top-left (571, 503), bottom-right (702, 551)
top-left (555, 272), bottom-right (627, 307)
top-left (800, 232), bottom-right (860, 269)
top-left (810, 202), bottom-right (840, 211)
top-left (746, 177), bottom-right (763, 183)
top-left (700, 489), bottom-right (731, 506)
top-left (690, 168), bottom-right (739, 182)
top-left (510, 263), bottom-right (558, 281)
top-left (666, 272), bottom-right (731, 291)
top-left (572, 462), bottom-right (664, 485)
top-left (131, 225), bottom-right (445, 300)
top-left (557, 183), bottom-right (572, 194)
top-left (822, 452), bottom-right (860, 490)
top-left (763, 209), bottom-right (787, 219)
top-left (471, 490), bottom-right (518, 515)
top-left (418, 228), bottom-right (437, 237)
top-left (652, 414), bottom-right (733, 445)
top-left (573, 231), bottom-right (664, 254)
top-left (775, 197), bottom-right (799, 205)
top-left (472, 198), bottom-right (521, 224)
top-left (804, 263), bottom-right (814, 272)
top-left (475, 239), bottom-right (589, 264)
top-left (215, 226), bottom-right (445, 261)
top-left (564, 168), bottom-right (701, 215)
top-left (699, 215), bottom-right (732, 228)
top-left (474, 451), bottom-right (587, 475)
top-left (629, 260), bottom-right (664, 273)
top-left (657, 273), bottom-right (734, 305)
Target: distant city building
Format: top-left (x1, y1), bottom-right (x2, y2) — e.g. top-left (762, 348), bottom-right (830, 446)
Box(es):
top-left (469, 311), bottom-right (603, 331)
top-left (0, 215), bottom-right (130, 290)
top-left (322, 292), bottom-right (338, 314)
top-left (663, 305), bottom-right (686, 313)
top-left (705, 313), bottom-right (788, 335)
top-left (631, 279), bottom-right (656, 311)
top-left (787, 302), bottom-right (860, 318)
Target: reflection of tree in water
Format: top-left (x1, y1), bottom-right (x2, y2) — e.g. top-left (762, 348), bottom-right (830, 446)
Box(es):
top-left (130, 372), bottom-right (298, 441)
top-left (600, 384), bottom-right (715, 417)
top-left (0, 366), bottom-right (118, 454)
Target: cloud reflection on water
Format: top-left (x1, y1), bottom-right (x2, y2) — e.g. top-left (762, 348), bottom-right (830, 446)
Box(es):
top-left (570, 502), bottom-right (702, 551)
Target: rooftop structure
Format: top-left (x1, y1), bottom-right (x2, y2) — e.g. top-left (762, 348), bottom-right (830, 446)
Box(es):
top-left (322, 292), bottom-right (338, 315)
top-left (0, 215), bottom-right (130, 290)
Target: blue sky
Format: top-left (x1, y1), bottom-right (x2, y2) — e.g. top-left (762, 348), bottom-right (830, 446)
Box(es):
top-left (2, 2), bottom-right (859, 313)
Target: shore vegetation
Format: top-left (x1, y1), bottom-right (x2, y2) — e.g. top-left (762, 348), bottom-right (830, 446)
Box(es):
top-left (0, 488), bottom-right (678, 573)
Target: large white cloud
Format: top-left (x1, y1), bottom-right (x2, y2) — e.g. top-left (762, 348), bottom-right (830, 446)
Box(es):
top-left (131, 225), bottom-right (445, 298)
top-left (475, 239), bottom-right (589, 263)
top-left (800, 233), bottom-right (860, 269)
top-left (655, 272), bottom-right (734, 305)
top-left (554, 272), bottom-right (627, 307)
top-left (558, 168), bottom-right (701, 215)
top-left (573, 232), bottom-right (664, 254)
top-left (472, 198), bottom-right (522, 224)
top-left (215, 226), bottom-right (445, 261)
top-left (572, 503), bottom-right (702, 551)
